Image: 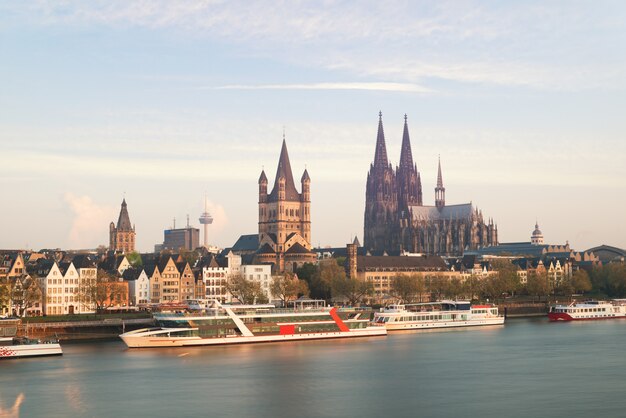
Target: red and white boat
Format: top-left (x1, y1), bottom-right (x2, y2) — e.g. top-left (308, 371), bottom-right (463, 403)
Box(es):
top-left (1, 319), bottom-right (63, 359)
top-left (120, 301), bottom-right (386, 348)
top-left (548, 300), bottom-right (626, 321)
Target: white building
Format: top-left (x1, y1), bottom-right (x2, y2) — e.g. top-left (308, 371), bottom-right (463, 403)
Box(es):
top-left (124, 267), bottom-right (151, 305)
top-left (241, 264), bottom-right (273, 302)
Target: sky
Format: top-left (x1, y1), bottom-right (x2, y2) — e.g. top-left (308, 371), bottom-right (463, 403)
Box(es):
top-left (0, 0), bottom-right (625, 253)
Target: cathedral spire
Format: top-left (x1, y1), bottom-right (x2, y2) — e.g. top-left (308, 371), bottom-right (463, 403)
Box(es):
top-left (399, 113), bottom-right (413, 169)
top-left (436, 155), bottom-right (444, 188)
top-left (435, 156), bottom-right (445, 210)
top-left (373, 111), bottom-right (389, 168)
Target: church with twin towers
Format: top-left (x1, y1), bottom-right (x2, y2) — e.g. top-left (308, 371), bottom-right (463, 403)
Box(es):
top-left (364, 112), bottom-right (498, 256)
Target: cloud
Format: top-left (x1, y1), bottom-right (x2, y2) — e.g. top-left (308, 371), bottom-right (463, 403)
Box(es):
top-left (64, 193), bottom-right (116, 249)
top-left (11, 1), bottom-right (626, 90)
top-left (214, 82), bottom-right (433, 93)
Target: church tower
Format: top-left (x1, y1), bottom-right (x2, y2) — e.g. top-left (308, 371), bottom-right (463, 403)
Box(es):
top-left (109, 198), bottom-right (136, 253)
top-left (397, 114), bottom-right (423, 209)
top-left (435, 157), bottom-right (446, 210)
top-left (364, 112), bottom-right (398, 253)
top-left (257, 137), bottom-right (315, 272)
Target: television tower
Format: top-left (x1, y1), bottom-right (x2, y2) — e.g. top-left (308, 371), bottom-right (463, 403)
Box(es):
top-left (198, 196), bottom-right (213, 247)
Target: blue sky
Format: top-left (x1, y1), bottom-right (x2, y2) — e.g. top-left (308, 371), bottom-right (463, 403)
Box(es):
top-left (1, 1), bottom-right (625, 252)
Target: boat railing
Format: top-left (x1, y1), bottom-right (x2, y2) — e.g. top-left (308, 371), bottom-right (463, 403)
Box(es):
top-left (156, 307), bottom-right (333, 318)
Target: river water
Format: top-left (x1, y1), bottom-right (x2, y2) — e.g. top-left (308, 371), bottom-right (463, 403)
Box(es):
top-left (1, 318), bottom-right (625, 418)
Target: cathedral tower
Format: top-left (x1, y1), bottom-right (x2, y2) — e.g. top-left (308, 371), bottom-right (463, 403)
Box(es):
top-left (109, 198), bottom-right (136, 253)
top-left (364, 112), bottom-right (398, 252)
top-left (397, 114), bottom-right (423, 209)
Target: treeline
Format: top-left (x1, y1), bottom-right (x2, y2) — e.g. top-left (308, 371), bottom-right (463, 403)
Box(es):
top-left (387, 261), bottom-right (626, 303)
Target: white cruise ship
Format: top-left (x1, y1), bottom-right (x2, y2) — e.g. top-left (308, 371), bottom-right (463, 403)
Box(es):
top-left (0, 319), bottom-right (63, 359)
top-left (120, 301), bottom-right (386, 348)
top-left (548, 300), bottom-right (626, 321)
top-left (372, 301), bottom-right (505, 331)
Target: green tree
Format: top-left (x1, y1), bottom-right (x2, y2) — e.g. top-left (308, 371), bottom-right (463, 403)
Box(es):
top-left (526, 271), bottom-right (550, 302)
top-left (491, 259), bottom-right (521, 297)
top-left (271, 273), bottom-right (309, 305)
top-left (571, 269), bottom-right (592, 295)
top-left (10, 275), bottom-right (42, 317)
top-left (225, 275), bottom-right (267, 304)
top-left (390, 274), bottom-right (424, 303)
top-left (297, 263), bottom-right (330, 300)
top-left (126, 251), bottom-right (143, 268)
top-left (330, 277), bottom-right (373, 306)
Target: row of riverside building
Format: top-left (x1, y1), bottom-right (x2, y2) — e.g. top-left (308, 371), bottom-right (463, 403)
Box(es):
top-left (0, 249), bottom-right (272, 317)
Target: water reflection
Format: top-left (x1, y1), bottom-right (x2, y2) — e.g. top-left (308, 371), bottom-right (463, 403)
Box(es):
top-left (0, 393), bottom-right (24, 418)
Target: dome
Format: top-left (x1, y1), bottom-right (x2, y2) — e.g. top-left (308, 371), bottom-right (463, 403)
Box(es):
top-left (532, 223), bottom-right (543, 236)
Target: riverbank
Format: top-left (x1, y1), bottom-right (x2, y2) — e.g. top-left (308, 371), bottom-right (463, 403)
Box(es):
top-left (17, 317), bottom-right (155, 341)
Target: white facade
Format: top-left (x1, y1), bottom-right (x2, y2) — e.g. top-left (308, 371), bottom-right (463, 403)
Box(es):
top-left (42, 261), bottom-right (95, 315)
top-left (128, 269), bottom-right (150, 305)
top-left (241, 264), bottom-right (273, 301)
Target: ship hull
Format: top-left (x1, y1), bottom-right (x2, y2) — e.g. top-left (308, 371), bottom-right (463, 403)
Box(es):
top-left (120, 327), bottom-right (387, 348)
top-left (548, 312), bottom-right (626, 321)
top-left (383, 317), bottom-right (505, 331)
top-left (0, 343), bottom-right (63, 359)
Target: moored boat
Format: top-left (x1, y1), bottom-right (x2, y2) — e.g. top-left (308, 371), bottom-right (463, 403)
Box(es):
top-left (548, 300), bottom-right (626, 321)
top-left (371, 300), bottom-right (505, 330)
top-left (120, 300), bottom-right (386, 348)
top-left (0, 319), bottom-right (63, 359)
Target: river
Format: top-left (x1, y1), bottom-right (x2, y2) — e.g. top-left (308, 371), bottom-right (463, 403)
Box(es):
top-left (1, 318), bottom-right (625, 418)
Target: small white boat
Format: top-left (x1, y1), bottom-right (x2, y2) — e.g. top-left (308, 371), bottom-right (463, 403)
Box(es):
top-left (372, 300), bottom-right (505, 330)
top-left (0, 319), bottom-right (63, 359)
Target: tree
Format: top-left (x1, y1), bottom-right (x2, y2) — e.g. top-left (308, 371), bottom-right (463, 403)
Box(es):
top-left (271, 273), bottom-right (309, 305)
top-left (10, 275), bottom-right (42, 317)
top-left (571, 269), bottom-right (592, 295)
top-left (491, 259), bottom-right (521, 298)
top-left (526, 271), bottom-right (550, 302)
top-left (330, 277), bottom-right (373, 306)
top-left (390, 274), bottom-right (423, 303)
top-left (297, 263), bottom-right (330, 300)
top-left (224, 275), bottom-right (267, 304)
top-left (126, 251), bottom-right (143, 268)
top-left (80, 269), bottom-right (128, 311)
top-left (316, 260), bottom-right (346, 300)
top-left (462, 274), bottom-right (481, 301)
top-left (0, 279), bottom-right (10, 315)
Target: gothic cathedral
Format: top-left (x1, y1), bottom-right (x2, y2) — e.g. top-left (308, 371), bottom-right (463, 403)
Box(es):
top-left (364, 113), bottom-right (498, 256)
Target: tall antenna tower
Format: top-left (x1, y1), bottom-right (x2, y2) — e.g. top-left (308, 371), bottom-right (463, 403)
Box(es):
top-left (198, 195), bottom-right (214, 247)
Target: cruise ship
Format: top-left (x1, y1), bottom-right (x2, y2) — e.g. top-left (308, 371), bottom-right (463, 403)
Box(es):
top-left (548, 300), bottom-right (626, 321)
top-left (120, 301), bottom-right (387, 348)
top-left (0, 319), bottom-right (63, 359)
top-left (371, 301), bottom-right (505, 331)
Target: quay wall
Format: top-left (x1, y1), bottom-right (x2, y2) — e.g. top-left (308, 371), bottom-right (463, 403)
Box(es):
top-left (18, 318), bottom-right (155, 341)
top-left (498, 302), bottom-right (548, 318)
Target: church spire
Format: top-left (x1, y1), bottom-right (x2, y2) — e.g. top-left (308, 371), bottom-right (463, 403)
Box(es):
top-left (435, 156), bottom-right (445, 210)
top-left (268, 137), bottom-right (300, 202)
top-left (373, 111), bottom-right (389, 168)
top-left (399, 113), bottom-right (413, 169)
top-left (116, 198), bottom-right (133, 231)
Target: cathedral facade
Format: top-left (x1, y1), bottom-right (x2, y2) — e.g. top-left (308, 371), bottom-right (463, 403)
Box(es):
top-left (256, 138), bottom-right (316, 272)
top-left (364, 113), bottom-right (498, 256)
top-left (109, 198), bottom-right (136, 253)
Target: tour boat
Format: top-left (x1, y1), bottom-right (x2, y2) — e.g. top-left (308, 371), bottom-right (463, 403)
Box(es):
top-left (371, 300), bottom-right (505, 330)
top-left (548, 300), bottom-right (626, 321)
top-left (120, 301), bottom-right (387, 348)
top-left (0, 319), bottom-right (63, 359)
